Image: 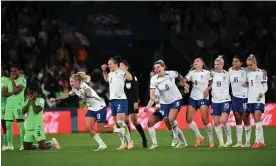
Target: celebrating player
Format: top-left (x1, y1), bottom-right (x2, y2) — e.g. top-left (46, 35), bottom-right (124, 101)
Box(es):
top-left (206, 56), bottom-right (232, 147)
top-left (50, 72), bottom-right (125, 151)
top-left (120, 60), bottom-right (148, 148)
top-left (246, 54), bottom-right (268, 148)
top-left (1, 70), bottom-right (9, 150)
top-left (2, 65), bottom-right (26, 151)
top-left (102, 56), bottom-right (133, 150)
top-left (22, 82), bottom-right (60, 150)
top-left (147, 60), bottom-right (188, 149)
top-left (228, 56), bottom-right (251, 147)
top-left (183, 58), bottom-right (214, 148)
top-left (145, 70), bottom-right (187, 148)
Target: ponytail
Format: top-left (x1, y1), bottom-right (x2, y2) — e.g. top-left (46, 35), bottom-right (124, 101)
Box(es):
top-left (215, 55), bottom-right (224, 64)
top-left (247, 54), bottom-right (257, 64)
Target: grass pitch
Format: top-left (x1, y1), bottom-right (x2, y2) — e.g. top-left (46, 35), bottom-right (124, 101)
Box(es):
top-left (2, 127), bottom-right (276, 166)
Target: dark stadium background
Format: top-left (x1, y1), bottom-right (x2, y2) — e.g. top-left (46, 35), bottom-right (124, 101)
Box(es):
top-left (2, 1), bottom-right (276, 109)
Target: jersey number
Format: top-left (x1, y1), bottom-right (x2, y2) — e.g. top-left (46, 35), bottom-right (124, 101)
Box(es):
top-left (37, 131), bottom-right (41, 137)
top-left (97, 113), bottom-right (101, 120)
top-left (250, 80), bottom-right (253, 86)
top-left (216, 81), bottom-right (221, 87)
top-left (194, 80), bottom-right (198, 86)
top-left (234, 77), bottom-right (238, 82)
top-left (17, 109), bottom-right (21, 115)
top-left (117, 104), bottom-right (121, 110)
top-left (165, 84), bottom-right (169, 90)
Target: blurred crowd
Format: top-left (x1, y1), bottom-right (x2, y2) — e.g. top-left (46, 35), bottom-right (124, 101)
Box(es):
top-left (152, 1), bottom-right (276, 102)
top-left (2, 1), bottom-right (276, 108)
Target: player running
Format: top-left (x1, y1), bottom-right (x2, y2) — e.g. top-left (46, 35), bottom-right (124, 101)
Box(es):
top-left (246, 54), bottom-right (268, 148)
top-left (102, 56), bottom-right (133, 150)
top-left (1, 70), bottom-right (9, 150)
top-left (145, 70), bottom-right (188, 148)
top-left (50, 72), bottom-right (125, 151)
top-left (205, 56), bottom-right (232, 147)
top-left (2, 65), bottom-right (26, 151)
top-left (22, 82), bottom-right (60, 150)
top-left (147, 60), bottom-right (188, 149)
top-left (120, 60), bottom-right (148, 148)
top-left (183, 57), bottom-right (215, 148)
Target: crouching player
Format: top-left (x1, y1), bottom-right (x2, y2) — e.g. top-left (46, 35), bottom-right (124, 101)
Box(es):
top-left (22, 83), bottom-right (60, 150)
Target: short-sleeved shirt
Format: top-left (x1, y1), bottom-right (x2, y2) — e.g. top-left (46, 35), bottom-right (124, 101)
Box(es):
top-left (6, 77), bottom-right (27, 106)
top-left (150, 71), bottom-right (182, 104)
top-left (69, 82), bottom-right (106, 111)
top-left (185, 69), bottom-right (212, 100)
top-left (211, 70), bottom-right (231, 103)
top-left (108, 69), bottom-right (127, 100)
top-left (228, 67), bottom-right (248, 98)
top-left (25, 98), bottom-right (45, 130)
top-left (247, 69), bottom-right (268, 104)
top-left (1, 76), bottom-right (9, 110)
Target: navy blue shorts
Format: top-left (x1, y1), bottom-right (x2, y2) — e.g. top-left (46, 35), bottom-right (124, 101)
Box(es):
top-left (232, 97), bottom-right (248, 113)
top-left (188, 98), bottom-right (209, 110)
top-left (247, 103), bottom-right (265, 113)
top-left (154, 99), bottom-right (182, 120)
top-left (111, 99), bottom-right (128, 116)
top-left (211, 101), bottom-right (232, 116)
top-left (85, 107), bottom-right (107, 123)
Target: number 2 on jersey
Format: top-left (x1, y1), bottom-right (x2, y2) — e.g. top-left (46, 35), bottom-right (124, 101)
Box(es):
top-left (216, 81), bottom-right (221, 87)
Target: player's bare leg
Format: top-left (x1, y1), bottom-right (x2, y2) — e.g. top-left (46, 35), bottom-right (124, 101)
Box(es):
top-left (242, 113), bottom-right (251, 147)
top-left (221, 113), bottom-right (232, 147)
top-left (148, 114), bottom-right (161, 149)
top-left (186, 106), bottom-right (204, 148)
top-left (200, 106), bottom-right (214, 148)
top-left (232, 112), bottom-right (243, 147)
top-left (23, 142), bottom-right (36, 150)
top-left (85, 117), bottom-right (107, 151)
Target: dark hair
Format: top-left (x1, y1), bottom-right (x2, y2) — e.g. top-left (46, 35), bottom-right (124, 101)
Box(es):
top-left (121, 60), bottom-right (129, 67)
top-left (28, 81), bottom-right (39, 92)
top-left (10, 64), bottom-right (20, 70)
top-left (109, 55), bottom-right (122, 65)
top-left (233, 55), bottom-right (243, 62)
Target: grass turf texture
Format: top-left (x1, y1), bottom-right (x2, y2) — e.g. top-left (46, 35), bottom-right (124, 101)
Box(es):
top-left (2, 127), bottom-right (276, 166)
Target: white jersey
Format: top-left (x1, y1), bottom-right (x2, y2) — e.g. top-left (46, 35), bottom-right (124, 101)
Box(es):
top-left (247, 69), bottom-right (267, 104)
top-left (185, 69), bottom-right (212, 100)
top-left (211, 70), bottom-right (231, 103)
top-left (108, 69), bottom-right (127, 100)
top-left (150, 70), bottom-right (182, 104)
top-left (69, 82), bottom-right (106, 111)
top-left (228, 67), bottom-right (248, 98)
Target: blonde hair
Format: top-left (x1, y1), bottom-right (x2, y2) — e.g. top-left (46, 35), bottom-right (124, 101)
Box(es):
top-left (247, 54), bottom-right (257, 64)
top-left (71, 72), bottom-right (91, 83)
top-left (154, 60), bottom-right (166, 68)
top-left (215, 55), bottom-right (224, 64)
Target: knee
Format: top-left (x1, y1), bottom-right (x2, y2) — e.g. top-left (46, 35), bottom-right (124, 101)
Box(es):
top-left (221, 119), bottom-right (228, 125)
top-left (202, 119), bottom-right (209, 126)
top-left (85, 124), bottom-right (93, 132)
top-left (147, 120), bottom-right (155, 128)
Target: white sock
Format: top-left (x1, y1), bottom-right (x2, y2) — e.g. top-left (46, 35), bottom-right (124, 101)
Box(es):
top-left (188, 121), bottom-right (201, 138)
top-left (255, 122), bottom-right (261, 143)
top-left (224, 122), bottom-right (232, 142)
top-left (205, 123), bottom-right (214, 142)
top-left (177, 128), bottom-right (187, 145)
top-left (117, 121), bottom-right (132, 143)
top-left (260, 124), bottom-right (264, 144)
top-left (236, 125), bottom-right (243, 143)
top-left (148, 127), bottom-right (157, 144)
top-left (244, 125), bottom-right (252, 144)
top-left (168, 129), bottom-right (173, 138)
top-left (215, 125), bottom-right (224, 145)
top-left (93, 133), bottom-right (105, 146)
top-left (170, 122), bottom-right (179, 139)
top-left (113, 128), bottom-right (121, 133)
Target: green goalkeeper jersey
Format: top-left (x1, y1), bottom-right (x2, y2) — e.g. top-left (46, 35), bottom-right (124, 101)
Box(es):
top-left (1, 76), bottom-right (9, 110)
top-left (25, 98), bottom-right (45, 130)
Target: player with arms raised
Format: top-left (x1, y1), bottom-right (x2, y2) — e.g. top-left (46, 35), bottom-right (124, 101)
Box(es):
top-left (206, 56), bottom-right (232, 147)
top-left (246, 54), bottom-right (268, 148)
top-left (184, 57), bottom-right (214, 148)
top-left (22, 82), bottom-right (60, 150)
top-left (50, 72), bottom-right (125, 151)
top-left (102, 56), bottom-right (133, 150)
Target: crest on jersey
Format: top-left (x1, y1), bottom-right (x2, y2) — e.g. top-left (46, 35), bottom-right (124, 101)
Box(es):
top-left (241, 72), bottom-right (244, 78)
top-left (223, 76), bottom-right (226, 81)
top-left (200, 75), bottom-right (203, 80)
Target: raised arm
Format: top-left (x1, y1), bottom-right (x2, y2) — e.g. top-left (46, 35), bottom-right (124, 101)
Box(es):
top-left (101, 64), bottom-right (109, 82)
top-left (123, 69), bottom-right (133, 81)
top-left (22, 100), bottom-right (32, 114)
top-left (50, 93), bottom-right (70, 102)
